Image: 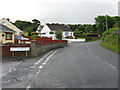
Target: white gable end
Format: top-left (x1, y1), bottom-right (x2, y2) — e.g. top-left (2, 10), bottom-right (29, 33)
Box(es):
top-left (41, 25), bottom-right (52, 37)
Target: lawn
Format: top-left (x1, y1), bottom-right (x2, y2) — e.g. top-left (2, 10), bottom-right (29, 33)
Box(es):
top-left (75, 37), bottom-right (85, 39)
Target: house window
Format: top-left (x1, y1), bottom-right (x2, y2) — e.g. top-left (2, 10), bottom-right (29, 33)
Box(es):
top-left (5, 33), bottom-right (12, 40)
top-left (65, 32), bottom-right (69, 36)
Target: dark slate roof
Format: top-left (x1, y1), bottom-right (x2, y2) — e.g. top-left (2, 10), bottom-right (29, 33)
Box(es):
top-left (46, 24), bottom-right (73, 31)
top-left (0, 24), bottom-right (16, 33)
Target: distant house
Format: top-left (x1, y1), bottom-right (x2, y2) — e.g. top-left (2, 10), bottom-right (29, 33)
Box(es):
top-left (40, 24), bottom-right (74, 39)
top-left (0, 18), bottom-right (23, 36)
top-left (0, 24), bottom-right (16, 44)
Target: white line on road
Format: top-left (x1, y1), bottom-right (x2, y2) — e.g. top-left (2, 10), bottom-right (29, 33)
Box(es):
top-left (30, 51), bottom-right (53, 69)
top-left (35, 62), bottom-right (38, 65)
top-left (42, 62), bottom-right (46, 65)
top-left (30, 66), bottom-right (35, 69)
top-left (43, 50), bottom-right (58, 63)
top-left (105, 61), bottom-right (116, 69)
top-left (37, 72), bottom-right (40, 74)
top-left (9, 68), bottom-right (16, 72)
top-left (26, 85), bottom-right (31, 90)
top-left (36, 50), bottom-right (57, 77)
top-left (32, 50), bottom-right (54, 67)
top-left (39, 66), bottom-right (43, 69)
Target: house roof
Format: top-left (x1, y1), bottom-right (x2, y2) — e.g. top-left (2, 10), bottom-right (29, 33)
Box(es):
top-left (46, 24), bottom-right (73, 31)
top-left (0, 24), bottom-right (16, 33)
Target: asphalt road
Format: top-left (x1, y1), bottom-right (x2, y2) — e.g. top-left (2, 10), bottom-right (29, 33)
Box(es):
top-left (1, 41), bottom-right (118, 88)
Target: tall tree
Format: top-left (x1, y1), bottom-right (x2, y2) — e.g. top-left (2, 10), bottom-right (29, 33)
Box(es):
top-left (32, 19), bottom-right (41, 25)
top-left (95, 15), bottom-right (115, 34)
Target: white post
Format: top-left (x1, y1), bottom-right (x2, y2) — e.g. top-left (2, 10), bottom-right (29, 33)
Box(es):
top-left (12, 51), bottom-right (14, 57)
top-left (26, 51), bottom-right (27, 56)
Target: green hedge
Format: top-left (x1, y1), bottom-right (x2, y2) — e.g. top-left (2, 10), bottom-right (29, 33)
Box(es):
top-left (101, 27), bottom-right (120, 54)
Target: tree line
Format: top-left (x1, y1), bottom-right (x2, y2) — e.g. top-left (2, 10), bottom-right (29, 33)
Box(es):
top-left (13, 15), bottom-right (120, 37)
top-left (69, 15), bottom-right (120, 37)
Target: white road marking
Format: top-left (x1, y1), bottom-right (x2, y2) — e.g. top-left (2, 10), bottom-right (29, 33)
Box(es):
top-left (9, 68), bottom-right (16, 72)
top-left (35, 50), bottom-right (58, 77)
top-left (26, 85), bottom-right (31, 90)
top-left (46, 58), bottom-right (49, 60)
top-left (96, 56), bottom-right (98, 57)
top-left (87, 46), bottom-right (89, 47)
top-left (17, 63), bottom-right (19, 64)
top-left (105, 61), bottom-right (116, 69)
top-left (42, 62), bottom-right (46, 65)
top-left (44, 60), bottom-right (47, 63)
top-left (39, 66), bottom-right (43, 69)
top-left (32, 50), bottom-right (54, 68)
top-left (37, 72), bottom-right (40, 74)
top-left (30, 66), bottom-right (35, 69)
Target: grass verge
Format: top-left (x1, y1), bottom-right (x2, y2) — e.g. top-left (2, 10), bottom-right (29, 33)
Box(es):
top-left (101, 42), bottom-right (120, 54)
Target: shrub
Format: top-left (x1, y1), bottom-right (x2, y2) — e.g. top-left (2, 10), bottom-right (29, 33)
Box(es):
top-left (102, 27), bottom-right (120, 53)
top-left (31, 32), bottom-right (38, 36)
top-left (49, 31), bottom-right (54, 34)
top-left (31, 35), bottom-right (41, 40)
top-left (4, 42), bottom-right (14, 45)
top-left (55, 30), bottom-right (63, 40)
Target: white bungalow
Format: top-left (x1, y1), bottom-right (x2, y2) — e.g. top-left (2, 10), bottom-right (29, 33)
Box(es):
top-left (40, 24), bottom-right (74, 40)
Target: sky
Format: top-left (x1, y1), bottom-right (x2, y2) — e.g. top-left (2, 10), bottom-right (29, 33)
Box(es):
top-left (0, 0), bottom-right (119, 25)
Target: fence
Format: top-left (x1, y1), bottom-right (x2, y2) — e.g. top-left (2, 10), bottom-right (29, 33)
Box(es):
top-left (34, 37), bottom-right (67, 45)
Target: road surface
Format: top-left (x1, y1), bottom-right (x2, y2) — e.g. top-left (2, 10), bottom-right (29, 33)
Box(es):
top-left (1, 41), bottom-right (118, 88)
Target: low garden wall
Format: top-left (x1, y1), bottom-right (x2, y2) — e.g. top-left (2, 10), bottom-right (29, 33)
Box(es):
top-left (1, 39), bottom-right (68, 58)
top-left (31, 41), bottom-right (67, 56)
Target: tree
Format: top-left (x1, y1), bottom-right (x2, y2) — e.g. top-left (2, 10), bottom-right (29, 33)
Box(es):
top-left (32, 19), bottom-right (41, 25)
top-left (113, 16), bottom-right (120, 27)
top-left (14, 20), bottom-right (32, 30)
top-left (74, 29), bottom-right (83, 37)
top-left (14, 19), bottom-right (41, 35)
top-left (76, 25), bottom-right (85, 32)
top-left (55, 30), bottom-right (63, 40)
top-left (94, 15), bottom-right (115, 34)
top-left (85, 25), bottom-right (94, 33)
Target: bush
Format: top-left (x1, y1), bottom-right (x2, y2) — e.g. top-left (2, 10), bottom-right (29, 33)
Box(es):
top-left (49, 31), bottom-right (54, 34)
top-left (4, 42), bottom-right (14, 45)
top-left (31, 32), bottom-right (38, 36)
top-left (102, 27), bottom-right (120, 53)
top-left (55, 30), bottom-right (63, 40)
top-left (31, 35), bottom-right (41, 40)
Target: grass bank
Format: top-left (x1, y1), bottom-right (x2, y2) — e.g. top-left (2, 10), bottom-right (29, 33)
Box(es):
top-left (101, 27), bottom-right (120, 54)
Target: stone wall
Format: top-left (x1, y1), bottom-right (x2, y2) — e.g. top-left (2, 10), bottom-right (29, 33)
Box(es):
top-left (31, 42), bottom-right (67, 56)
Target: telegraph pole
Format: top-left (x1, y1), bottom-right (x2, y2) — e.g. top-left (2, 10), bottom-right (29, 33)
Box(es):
top-left (105, 15), bottom-right (108, 30)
